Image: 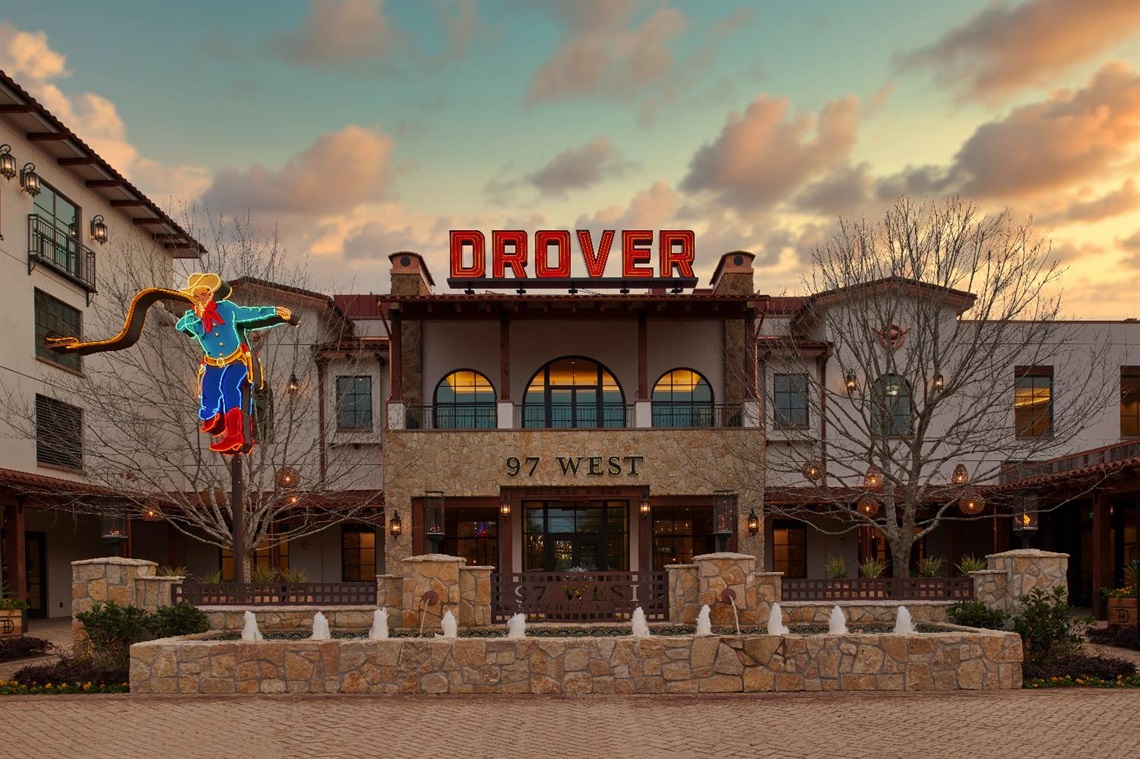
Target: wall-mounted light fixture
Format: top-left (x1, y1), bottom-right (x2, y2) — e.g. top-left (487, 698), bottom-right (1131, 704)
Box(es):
top-left (389, 511), bottom-right (402, 539)
top-left (0, 145), bottom-right (16, 180)
top-left (287, 372), bottom-right (300, 394)
top-left (20, 163), bottom-right (41, 196)
top-left (499, 497), bottom-right (511, 517)
top-left (639, 494), bottom-right (651, 516)
top-left (951, 464), bottom-right (969, 486)
top-left (932, 374), bottom-right (944, 392)
top-left (844, 372), bottom-right (858, 394)
top-left (747, 509), bottom-right (760, 536)
top-left (90, 214), bottom-right (108, 244)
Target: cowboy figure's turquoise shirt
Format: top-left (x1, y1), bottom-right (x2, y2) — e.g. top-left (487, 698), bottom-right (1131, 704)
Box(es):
top-left (175, 301), bottom-right (280, 359)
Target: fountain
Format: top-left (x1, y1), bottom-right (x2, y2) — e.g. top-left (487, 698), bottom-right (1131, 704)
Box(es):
top-left (631, 607), bottom-right (651, 638)
top-left (369, 608), bottom-right (389, 640)
top-left (241, 611), bottom-right (263, 641)
top-left (893, 605), bottom-right (915, 635)
top-left (310, 611), bottom-right (331, 640)
top-left (721, 589), bottom-right (741, 636)
top-left (828, 605), bottom-right (848, 635)
top-left (507, 613), bottom-right (526, 639)
top-left (767, 602), bottom-right (790, 635)
top-left (695, 605), bottom-right (712, 636)
top-left (440, 609), bottom-right (458, 639)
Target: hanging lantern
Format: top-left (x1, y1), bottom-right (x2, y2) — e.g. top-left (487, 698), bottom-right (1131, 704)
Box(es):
top-left (844, 372), bottom-right (858, 394)
top-left (951, 464), bottom-right (970, 486)
top-left (932, 374), bottom-right (945, 392)
top-left (801, 461), bottom-right (823, 482)
top-left (958, 490), bottom-right (985, 515)
top-left (275, 466), bottom-right (301, 489)
top-left (141, 502), bottom-right (162, 521)
top-left (857, 495), bottom-right (880, 517)
top-left (101, 515), bottom-right (128, 543)
top-left (864, 465), bottom-right (883, 490)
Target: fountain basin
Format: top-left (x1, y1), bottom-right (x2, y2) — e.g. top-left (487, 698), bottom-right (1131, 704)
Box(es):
top-left (130, 623), bottom-right (1022, 695)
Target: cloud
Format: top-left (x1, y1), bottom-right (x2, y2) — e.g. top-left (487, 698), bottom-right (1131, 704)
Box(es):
top-left (526, 4), bottom-right (687, 103)
top-left (1039, 180), bottom-right (1140, 226)
top-left (0, 22), bottom-right (68, 80)
top-left (270, 0), bottom-right (403, 68)
top-left (573, 180), bottom-right (683, 230)
top-left (680, 94), bottom-right (860, 214)
top-left (950, 62), bottom-right (1140, 198)
top-left (898, 0), bottom-right (1139, 102)
top-left (526, 137), bottom-right (636, 198)
top-left (793, 163), bottom-right (877, 217)
top-left (200, 125), bottom-right (396, 215)
top-left (432, 0), bottom-right (484, 67)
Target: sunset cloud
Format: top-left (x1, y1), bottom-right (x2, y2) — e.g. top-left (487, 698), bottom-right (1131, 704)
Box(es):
top-left (201, 125), bottom-right (396, 215)
top-left (899, 0), bottom-right (1139, 102)
top-left (0, 22), bottom-right (68, 80)
top-left (1039, 180), bottom-right (1140, 226)
top-left (527, 137), bottom-right (636, 198)
top-left (680, 94), bottom-right (860, 214)
top-left (270, 0), bottom-right (403, 68)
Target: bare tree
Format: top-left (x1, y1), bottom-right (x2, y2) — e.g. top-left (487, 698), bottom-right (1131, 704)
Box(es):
top-left (763, 196), bottom-right (1114, 575)
top-left (4, 208), bottom-right (383, 577)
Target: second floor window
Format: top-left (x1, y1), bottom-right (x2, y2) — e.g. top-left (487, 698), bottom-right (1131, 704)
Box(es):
top-left (434, 370), bottom-right (496, 429)
top-left (773, 373), bottom-right (809, 429)
top-left (34, 289), bottom-right (81, 373)
top-left (870, 374), bottom-right (912, 437)
top-left (36, 393), bottom-right (83, 470)
top-left (522, 356), bottom-right (625, 429)
top-left (336, 376), bottom-right (372, 430)
top-left (1121, 367), bottom-right (1140, 437)
top-left (1015, 366), bottom-right (1053, 437)
top-left (652, 368), bottom-right (713, 427)
top-left (253, 384), bottom-right (274, 443)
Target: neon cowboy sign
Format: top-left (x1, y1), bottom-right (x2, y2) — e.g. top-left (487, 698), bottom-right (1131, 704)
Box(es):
top-left (447, 229), bottom-right (698, 290)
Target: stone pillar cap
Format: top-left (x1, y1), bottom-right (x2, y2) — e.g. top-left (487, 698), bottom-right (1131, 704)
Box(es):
top-left (402, 553), bottom-right (464, 563)
top-left (71, 557), bottom-right (157, 567)
top-left (986, 549), bottom-right (1069, 559)
top-left (694, 552), bottom-right (756, 561)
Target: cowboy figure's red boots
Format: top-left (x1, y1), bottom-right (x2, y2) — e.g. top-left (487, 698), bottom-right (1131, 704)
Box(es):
top-left (209, 408), bottom-right (246, 453)
top-left (200, 413), bottom-right (225, 435)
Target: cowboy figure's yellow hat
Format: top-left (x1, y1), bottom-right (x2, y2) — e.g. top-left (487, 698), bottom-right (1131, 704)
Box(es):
top-left (179, 272), bottom-right (222, 297)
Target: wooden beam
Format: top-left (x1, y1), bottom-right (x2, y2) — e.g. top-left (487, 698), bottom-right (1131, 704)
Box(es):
top-left (58, 156), bottom-right (98, 166)
top-left (0, 104), bottom-right (36, 113)
top-left (500, 312), bottom-right (511, 402)
top-left (133, 217), bottom-right (166, 225)
top-left (111, 199), bottom-right (148, 207)
top-left (2, 502), bottom-right (26, 602)
top-left (1092, 494), bottom-right (1112, 619)
top-left (27, 132), bottom-right (68, 141)
top-left (86, 179), bottom-right (124, 188)
top-left (637, 312), bottom-right (648, 400)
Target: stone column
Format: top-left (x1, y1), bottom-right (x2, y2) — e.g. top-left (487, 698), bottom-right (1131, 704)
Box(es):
top-left (134, 575), bottom-right (184, 612)
top-left (694, 552), bottom-right (770, 626)
top-left (665, 564), bottom-right (699, 624)
top-left (400, 554), bottom-right (463, 631)
top-left (375, 574), bottom-right (404, 616)
top-left (972, 549), bottom-right (1069, 615)
top-left (968, 570), bottom-right (1009, 613)
top-left (71, 557), bottom-right (157, 643)
top-left (458, 565), bottom-right (493, 627)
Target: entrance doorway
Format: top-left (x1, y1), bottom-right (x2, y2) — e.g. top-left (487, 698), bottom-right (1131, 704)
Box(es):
top-left (522, 501), bottom-right (629, 572)
top-left (25, 532), bottom-right (47, 619)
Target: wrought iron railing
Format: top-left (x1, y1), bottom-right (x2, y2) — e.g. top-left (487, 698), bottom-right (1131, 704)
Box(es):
top-left (491, 570), bottom-right (668, 622)
top-left (780, 577), bottom-right (974, 601)
top-left (171, 582), bottom-right (376, 606)
top-left (404, 404), bottom-right (497, 430)
top-left (651, 403), bottom-right (743, 428)
top-left (28, 214), bottom-right (96, 293)
top-left (515, 403), bottom-right (633, 429)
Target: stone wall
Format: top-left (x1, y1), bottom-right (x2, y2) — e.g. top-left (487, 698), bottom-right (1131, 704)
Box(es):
top-left (131, 625), bottom-right (1022, 695)
top-left (135, 576), bottom-right (181, 611)
top-left (400, 555), bottom-right (462, 630)
top-left (970, 549), bottom-right (1069, 614)
top-left (71, 558), bottom-right (175, 643)
top-left (459, 566), bottom-right (493, 627)
top-left (780, 602), bottom-right (952, 626)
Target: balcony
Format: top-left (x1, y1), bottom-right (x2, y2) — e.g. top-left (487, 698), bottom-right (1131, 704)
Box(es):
top-left (28, 214), bottom-right (97, 298)
top-left (389, 400), bottom-right (758, 431)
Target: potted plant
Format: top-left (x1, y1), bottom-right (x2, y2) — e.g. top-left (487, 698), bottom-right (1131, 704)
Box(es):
top-left (955, 555), bottom-right (988, 575)
top-left (917, 556), bottom-right (944, 578)
top-left (0, 581), bottom-right (29, 639)
top-left (1104, 560), bottom-right (1138, 626)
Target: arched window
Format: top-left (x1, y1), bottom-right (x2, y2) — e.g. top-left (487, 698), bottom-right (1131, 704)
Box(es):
top-left (522, 357), bottom-right (626, 428)
top-left (871, 374), bottom-right (912, 437)
top-left (433, 370), bottom-right (497, 429)
top-left (652, 368), bottom-right (713, 427)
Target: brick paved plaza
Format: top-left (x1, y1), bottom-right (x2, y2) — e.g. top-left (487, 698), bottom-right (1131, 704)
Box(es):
top-left (1, 690), bottom-right (1137, 759)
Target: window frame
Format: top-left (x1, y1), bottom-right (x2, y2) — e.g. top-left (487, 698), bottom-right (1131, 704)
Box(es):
top-left (441, 506), bottom-right (500, 569)
top-left (650, 504), bottom-right (715, 570)
top-left (1121, 366), bottom-right (1140, 438)
top-left (773, 372), bottom-right (809, 429)
top-left (35, 393), bottom-right (83, 471)
top-left (252, 383), bottom-right (274, 443)
top-left (433, 369), bottom-right (497, 429)
top-left (770, 520), bottom-right (807, 578)
top-left (651, 368), bottom-right (714, 428)
top-left (341, 524), bottom-right (378, 581)
top-left (335, 375), bottom-right (373, 431)
top-left (869, 374), bottom-right (912, 438)
top-left (1014, 366), bottom-right (1054, 438)
top-left (522, 356), bottom-right (626, 429)
top-left (34, 288), bottom-right (82, 373)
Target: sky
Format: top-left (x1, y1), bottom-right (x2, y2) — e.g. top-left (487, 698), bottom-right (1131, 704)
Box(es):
top-left (1, 0), bottom-right (1138, 317)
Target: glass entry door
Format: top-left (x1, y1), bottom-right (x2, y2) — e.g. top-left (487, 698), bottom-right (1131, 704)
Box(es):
top-left (523, 501), bottom-right (628, 572)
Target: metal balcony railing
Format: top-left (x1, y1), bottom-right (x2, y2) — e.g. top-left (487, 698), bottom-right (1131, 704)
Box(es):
top-left (515, 403), bottom-right (633, 429)
top-left (28, 214), bottom-right (97, 294)
top-left (404, 404), bottom-right (498, 430)
top-left (651, 403), bottom-right (743, 428)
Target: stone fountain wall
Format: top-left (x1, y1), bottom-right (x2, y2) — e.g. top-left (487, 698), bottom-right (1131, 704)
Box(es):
top-left (130, 625), bottom-right (1022, 695)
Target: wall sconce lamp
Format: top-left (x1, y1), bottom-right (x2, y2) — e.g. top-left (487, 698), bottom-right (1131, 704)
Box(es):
top-left (864, 464), bottom-right (883, 490)
top-left (0, 145), bottom-right (16, 180)
top-left (287, 372), bottom-right (300, 394)
top-left (499, 497), bottom-right (511, 517)
top-left (389, 511), bottom-right (402, 539)
top-left (639, 494), bottom-right (651, 516)
top-left (747, 509), bottom-right (760, 536)
top-left (951, 464), bottom-right (969, 486)
top-left (932, 374), bottom-right (944, 392)
top-left (844, 372), bottom-right (858, 394)
top-left (20, 163), bottom-right (41, 196)
top-left (90, 214), bottom-right (109, 245)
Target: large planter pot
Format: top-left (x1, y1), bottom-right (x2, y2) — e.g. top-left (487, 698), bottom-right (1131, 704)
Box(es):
top-left (0, 608), bottom-right (23, 639)
top-left (1107, 597), bottom-right (1138, 626)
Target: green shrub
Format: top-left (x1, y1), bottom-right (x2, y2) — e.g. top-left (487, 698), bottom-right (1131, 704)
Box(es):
top-left (156, 565), bottom-right (188, 578)
top-left (1012, 586), bottom-right (1084, 669)
top-left (955, 555), bottom-right (988, 574)
top-left (917, 556), bottom-right (944, 578)
top-left (75, 602), bottom-right (152, 668)
top-left (947, 599), bottom-right (1009, 629)
top-left (149, 604), bottom-right (209, 639)
top-left (824, 555), bottom-right (847, 579)
top-left (858, 557), bottom-right (886, 579)
top-left (250, 564), bottom-right (279, 584)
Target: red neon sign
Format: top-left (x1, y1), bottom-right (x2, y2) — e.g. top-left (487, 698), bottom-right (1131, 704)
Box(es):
top-left (448, 229), bottom-right (696, 290)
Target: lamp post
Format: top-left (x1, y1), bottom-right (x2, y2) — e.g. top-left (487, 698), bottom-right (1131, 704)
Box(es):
top-left (712, 490), bottom-right (734, 552)
top-left (1012, 497), bottom-right (1039, 549)
top-left (424, 490), bottom-right (445, 554)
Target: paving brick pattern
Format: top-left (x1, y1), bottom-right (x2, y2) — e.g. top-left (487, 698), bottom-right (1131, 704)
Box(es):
top-left (0, 690), bottom-right (1137, 759)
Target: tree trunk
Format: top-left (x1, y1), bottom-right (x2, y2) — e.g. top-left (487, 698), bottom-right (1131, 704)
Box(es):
top-left (889, 536), bottom-right (913, 578)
